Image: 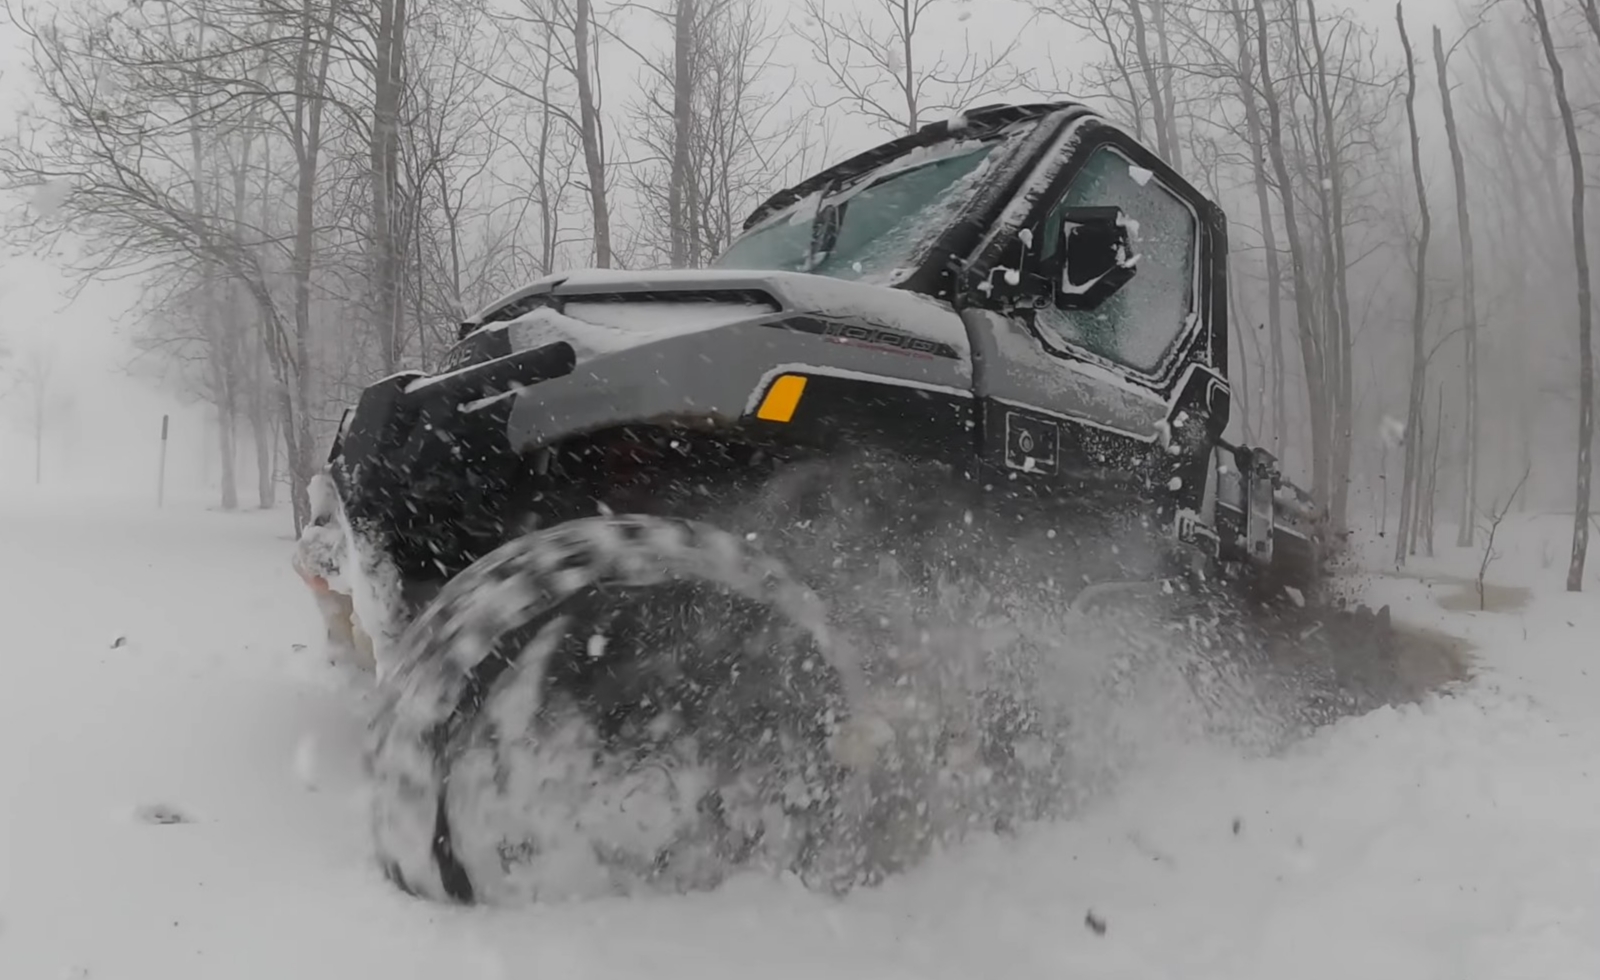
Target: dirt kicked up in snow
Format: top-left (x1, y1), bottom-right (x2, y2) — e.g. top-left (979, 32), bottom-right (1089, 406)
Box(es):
top-left (2, 490), bottom-right (1598, 980)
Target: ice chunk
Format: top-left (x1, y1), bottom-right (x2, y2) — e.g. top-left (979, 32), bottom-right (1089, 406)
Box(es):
top-left (134, 803), bottom-right (193, 825)
top-left (786, 190), bottom-right (822, 226)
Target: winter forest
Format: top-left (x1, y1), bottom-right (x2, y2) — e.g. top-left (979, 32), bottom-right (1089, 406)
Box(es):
top-left (0, 0), bottom-right (1595, 588)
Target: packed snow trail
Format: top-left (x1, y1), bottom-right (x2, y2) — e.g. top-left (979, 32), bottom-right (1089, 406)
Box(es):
top-left (2, 492), bottom-right (1599, 979)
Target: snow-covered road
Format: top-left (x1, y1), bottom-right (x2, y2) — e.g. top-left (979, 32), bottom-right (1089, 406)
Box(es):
top-left (3, 492), bottom-right (1599, 979)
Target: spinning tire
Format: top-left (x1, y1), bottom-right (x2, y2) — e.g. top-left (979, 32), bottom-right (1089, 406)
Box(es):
top-left (367, 515), bottom-right (871, 905)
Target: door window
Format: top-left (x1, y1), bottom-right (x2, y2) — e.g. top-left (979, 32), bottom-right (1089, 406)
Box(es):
top-left (1035, 145), bottom-right (1199, 372)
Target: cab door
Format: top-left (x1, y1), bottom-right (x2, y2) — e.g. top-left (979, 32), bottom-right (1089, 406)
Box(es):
top-left (963, 117), bottom-right (1230, 515)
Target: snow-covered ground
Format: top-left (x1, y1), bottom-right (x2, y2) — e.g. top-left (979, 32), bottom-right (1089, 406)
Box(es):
top-left (2, 490), bottom-right (1599, 979)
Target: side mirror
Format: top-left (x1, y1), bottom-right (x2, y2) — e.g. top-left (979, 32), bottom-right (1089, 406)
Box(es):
top-left (1050, 206), bottom-right (1137, 310)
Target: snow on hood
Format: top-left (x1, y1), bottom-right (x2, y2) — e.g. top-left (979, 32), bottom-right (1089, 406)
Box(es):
top-left (504, 301), bottom-right (764, 361)
top-left (473, 268), bottom-right (971, 357)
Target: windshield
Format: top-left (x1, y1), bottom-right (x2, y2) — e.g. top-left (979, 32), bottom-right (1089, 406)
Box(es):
top-left (712, 140), bottom-right (1002, 283)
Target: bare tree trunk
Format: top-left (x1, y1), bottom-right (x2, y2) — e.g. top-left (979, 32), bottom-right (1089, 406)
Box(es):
top-left (1528, 0), bottom-right (1593, 591)
top-left (251, 357), bottom-right (275, 509)
top-left (1306, 0), bottom-right (1353, 531)
top-left (1424, 386), bottom-right (1444, 557)
top-left (1151, 0), bottom-right (1181, 170)
top-left (1395, 0), bottom-right (1431, 566)
top-left (371, 0), bottom-right (408, 373)
top-left (217, 404), bottom-right (239, 510)
top-left (1408, 403), bottom-right (1424, 557)
top-left (1434, 26), bottom-right (1479, 548)
top-left (194, 174), bottom-right (237, 505)
top-left (284, 0), bottom-right (342, 533)
top-left (1126, 0), bottom-right (1172, 163)
top-left (899, 0), bottom-right (918, 131)
top-left (1228, 0), bottom-right (1285, 454)
top-left (534, 21), bottom-right (559, 274)
top-left (668, 0), bottom-right (694, 268)
top-left (1253, 0), bottom-right (1329, 506)
top-left (574, 0), bottom-right (612, 267)
top-left (253, 111), bottom-right (276, 510)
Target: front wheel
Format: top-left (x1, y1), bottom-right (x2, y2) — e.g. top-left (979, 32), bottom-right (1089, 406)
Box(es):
top-left (365, 515), bottom-right (878, 906)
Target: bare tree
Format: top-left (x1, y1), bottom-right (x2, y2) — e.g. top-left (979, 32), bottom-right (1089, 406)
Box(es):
top-left (368, 0), bottom-right (410, 374)
top-left (1035, 0), bottom-right (1180, 164)
top-left (616, 0), bottom-right (816, 268)
top-left (669, 0), bottom-right (697, 268)
top-left (1476, 461), bottom-right (1531, 610)
top-left (0, 0), bottom-right (345, 530)
top-left (1393, 0), bottom-right (1430, 566)
top-left (12, 340), bottom-right (58, 485)
top-left (1526, 0), bottom-right (1592, 591)
top-left (1253, 0), bottom-right (1328, 511)
top-left (1433, 25), bottom-right (1479, 548)
top-left (796, 0), bottom-right (1028, 136)
top-left (492, 0), bottom-right (615, 267)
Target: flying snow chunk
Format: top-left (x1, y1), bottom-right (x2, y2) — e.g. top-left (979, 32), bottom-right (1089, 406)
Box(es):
top-left (1379, 415), bottom-right (1406, 448)
top-left (1128, 164), bottom-right (1154, 186)
top-left (1153, 418), bottom-right (1173, 446)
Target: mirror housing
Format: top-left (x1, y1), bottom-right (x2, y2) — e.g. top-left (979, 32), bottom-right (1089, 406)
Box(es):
top-left (1050, 205), bottom-right (1137, 310)
top-left (967, 206), bottom-right (1139, 313)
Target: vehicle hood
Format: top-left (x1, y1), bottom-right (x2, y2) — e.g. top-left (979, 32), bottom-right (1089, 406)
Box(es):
top-left (467, 268), bottom-right (971, 362)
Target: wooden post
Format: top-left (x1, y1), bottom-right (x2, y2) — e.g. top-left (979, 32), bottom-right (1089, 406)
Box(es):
top-left (158, 414), bottom-right (169, 508)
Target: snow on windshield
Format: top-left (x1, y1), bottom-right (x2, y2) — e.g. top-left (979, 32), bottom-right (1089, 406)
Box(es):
top-left (713, 134), bottom-right (1010, 286)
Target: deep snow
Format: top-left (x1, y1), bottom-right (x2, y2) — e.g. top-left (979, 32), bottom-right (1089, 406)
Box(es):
top-left (2, 491), bottom-right (1599, 979)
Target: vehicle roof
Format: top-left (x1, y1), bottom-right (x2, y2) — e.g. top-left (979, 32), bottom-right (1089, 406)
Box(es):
top-left (738, 101), bottom-right (1092, 232)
